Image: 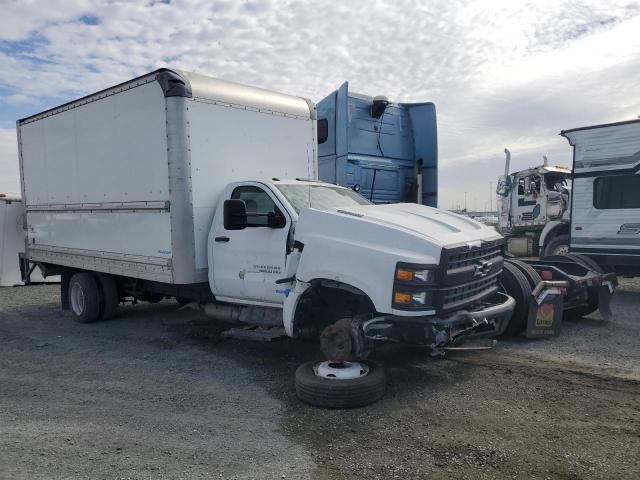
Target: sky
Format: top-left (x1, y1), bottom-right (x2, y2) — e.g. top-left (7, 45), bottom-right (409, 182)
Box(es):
top-left (1, 0), bottom-right (639, 210)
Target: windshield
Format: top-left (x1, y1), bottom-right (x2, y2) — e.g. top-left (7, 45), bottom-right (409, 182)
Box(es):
top-left (276, 184), bottom-right (371, 214)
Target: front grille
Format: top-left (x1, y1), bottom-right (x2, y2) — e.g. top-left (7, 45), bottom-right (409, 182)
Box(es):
top-left (435, 239), bottom-right (505, 312)
top-left (440, 274), bottom-right (500, 312)
top-left (445, 241), bottom-right (504, 271)
top-left (521, 212), bottom-right (534, 221)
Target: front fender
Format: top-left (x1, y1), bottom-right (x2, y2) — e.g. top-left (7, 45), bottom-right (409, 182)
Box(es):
top-left (539, 220), bottom-right (568, 255)
top-left (283, 280), bottom-right (311, 337)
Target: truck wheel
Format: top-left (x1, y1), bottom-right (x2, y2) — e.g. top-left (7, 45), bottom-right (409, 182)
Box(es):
top-left (69, 273), bottom-right (101, 323)
top-left (544, 235), bottom-right (570, 257)
top-left (499, 262), bottom-right (532, 337)
top-left (96, 273), bottom-right (119, 320)
top-left (506, 259), bottom-right (542, 290)
top-left (295, 361), bottom-right (386, 408)
top-left (565, 253), bottom-right (603, 274)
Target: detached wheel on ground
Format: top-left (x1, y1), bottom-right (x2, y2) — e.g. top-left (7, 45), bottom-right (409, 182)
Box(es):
top-left (295, 360), bottom-right (386, 408)
top-left (68, 273), bottom-right (101, 323)
top-left (544, 234), bottom-right (570, 257)
top-left (499, 261), bottom-right (532, 337)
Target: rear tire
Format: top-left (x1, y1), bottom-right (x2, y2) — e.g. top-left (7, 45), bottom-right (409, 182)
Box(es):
top-left (96, 273), bottom-right (119, 320)
top-left (565, 253), bottom-right (603, 274)
top-left (68, 273), bottom-right (101, 323)
top-left (499, 262), bottom-right (532, 337)
top-left (506, 259), bottom-right (542, 290)
top-left (295, 361), bottom-right (386, 408)
top-left (544, 234), bottom-right (570, 257)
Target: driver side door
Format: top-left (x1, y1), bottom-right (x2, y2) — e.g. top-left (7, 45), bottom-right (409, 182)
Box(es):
top-left (210, 184), bottom-right (291, 306)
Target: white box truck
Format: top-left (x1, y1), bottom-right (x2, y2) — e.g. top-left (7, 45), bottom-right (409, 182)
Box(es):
top-left (17, 69), bottom-right (515, 407)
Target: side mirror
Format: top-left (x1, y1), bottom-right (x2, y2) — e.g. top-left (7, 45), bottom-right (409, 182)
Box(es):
top-left (224, 199), bottom-right (247, 230)
top-left (267, 211), bottom-right (287, 229)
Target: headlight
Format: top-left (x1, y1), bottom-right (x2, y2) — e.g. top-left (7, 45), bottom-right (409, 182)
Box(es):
top-left (396, 267), bottom-right (432, 283)
top-left (393, 263), bottom-right (437, 310)
top-left (394, 263), bottom-right (437, 285)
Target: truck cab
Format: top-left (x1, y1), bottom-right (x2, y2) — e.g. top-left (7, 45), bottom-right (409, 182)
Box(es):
top-left (497, 149), bottom-right (572, 257)
top-left (209, 178), bottom-right (514, 351)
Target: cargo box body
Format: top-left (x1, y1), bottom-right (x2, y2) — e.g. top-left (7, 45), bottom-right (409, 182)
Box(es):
top-left (17, 69), bottom-right (317, 284)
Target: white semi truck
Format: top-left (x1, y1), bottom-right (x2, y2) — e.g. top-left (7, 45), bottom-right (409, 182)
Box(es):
top-left (497, 149), bottom-right (572, 257)
top-left (16, 69), bottom-right (530, 407)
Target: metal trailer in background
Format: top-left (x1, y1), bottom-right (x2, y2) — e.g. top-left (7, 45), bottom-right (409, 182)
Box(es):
top-left (0, 194), bottom-right (58, 286)
top-left (561, 119), bottom-right (640, 276)
top-left (316, 82), bottom-right (438, 206)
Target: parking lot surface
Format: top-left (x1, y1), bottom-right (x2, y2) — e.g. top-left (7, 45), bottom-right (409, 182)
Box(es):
top-left (1, 280), bottom-right (639, 479)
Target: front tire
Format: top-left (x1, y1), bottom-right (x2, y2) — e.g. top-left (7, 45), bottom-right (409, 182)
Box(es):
top-left (544, 234), bottom-right (570, 257)
top-left (295, 361), bottom-right (386, 408)
top-left (69, 273), bottom-right (101, 323)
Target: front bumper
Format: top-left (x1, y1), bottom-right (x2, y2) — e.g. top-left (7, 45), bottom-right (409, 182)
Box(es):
top-left (359, 292), bottom-right (515, 351)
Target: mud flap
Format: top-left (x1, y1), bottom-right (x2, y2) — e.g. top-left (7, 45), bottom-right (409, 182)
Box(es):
top-left (525, 282), bottom-right (566, 338)
top-left (597, 282), bottom-right (614, 321)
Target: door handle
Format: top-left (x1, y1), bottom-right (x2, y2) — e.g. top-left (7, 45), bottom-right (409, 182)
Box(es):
top-left (215, 236), bottom-right (230, 242)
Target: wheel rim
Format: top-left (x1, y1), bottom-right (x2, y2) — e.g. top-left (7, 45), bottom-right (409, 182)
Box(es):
top-left (313, 361), bottom-right (369, 380)
top-left (553, 244), bottom-right (569, 255)
top-left (70, 282), bottom-right (85, 316)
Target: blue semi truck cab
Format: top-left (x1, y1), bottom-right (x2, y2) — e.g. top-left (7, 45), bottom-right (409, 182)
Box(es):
top-left (316, 81), bottom-right (438, 206)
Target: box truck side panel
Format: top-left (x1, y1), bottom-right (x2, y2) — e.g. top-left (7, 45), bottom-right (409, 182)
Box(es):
top-left (20, 81), bottom-right (169, 206)
top-left (188, 99), bottom-right (317, 270)
top-left (18, 79), bottom-right (177, 282)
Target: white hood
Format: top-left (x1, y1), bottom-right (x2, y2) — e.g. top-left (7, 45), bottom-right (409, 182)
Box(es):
top-left (326, 203), bottom-right (502, 248)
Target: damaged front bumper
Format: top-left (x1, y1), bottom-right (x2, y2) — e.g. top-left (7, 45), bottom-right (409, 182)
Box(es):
top-left (355, 292), bottom-right (515, 354)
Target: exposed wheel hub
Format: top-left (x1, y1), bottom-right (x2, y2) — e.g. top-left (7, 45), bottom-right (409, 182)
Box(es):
top-left (314, 361), bottom-right (369, 380)
top-left (320, 318), bottom-right (353, 361)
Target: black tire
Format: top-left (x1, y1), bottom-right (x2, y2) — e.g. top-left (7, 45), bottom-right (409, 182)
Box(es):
top-left (176, 297), bottom-right (190, 306)
top-left (68, 273), bottom-right (101, 323)
top-left (143, 294), bottom-right (165, 303)
top-left (565, 253), bottom-right (603, 274)
top-left (96, 273), bottom-right (119, 320)
top-left (506, 259), bottom-right (542, 290)
top-left (499, 262), bottom-right (532, 337)
top-left (544, 234), bottom-right (570, 257)
top-left (295, 361), bottom-right (386, 408)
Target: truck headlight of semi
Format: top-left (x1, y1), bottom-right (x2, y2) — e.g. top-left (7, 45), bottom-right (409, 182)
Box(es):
top-left (392, 263), bottom-right (437, 309)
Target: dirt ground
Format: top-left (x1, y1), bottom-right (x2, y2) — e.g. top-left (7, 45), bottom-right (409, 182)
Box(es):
top-left (1, 280), bottom-right (639, 480)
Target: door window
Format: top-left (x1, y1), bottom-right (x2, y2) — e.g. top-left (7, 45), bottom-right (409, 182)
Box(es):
top-left (231, 185), bottom-right (281, 227)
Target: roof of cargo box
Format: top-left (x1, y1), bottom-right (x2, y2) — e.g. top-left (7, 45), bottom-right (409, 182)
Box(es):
top-left (18, 68), bottom-right (314, 124)
top-left (561, 118), bottom-right (640, 136)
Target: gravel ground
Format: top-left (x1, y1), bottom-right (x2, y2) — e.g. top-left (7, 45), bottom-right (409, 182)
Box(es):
top-left (1, 280), bottom-right (639, 479)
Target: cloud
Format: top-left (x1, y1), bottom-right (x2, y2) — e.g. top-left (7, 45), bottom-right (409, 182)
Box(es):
top-left (0, 0), bottom-right (639, 207)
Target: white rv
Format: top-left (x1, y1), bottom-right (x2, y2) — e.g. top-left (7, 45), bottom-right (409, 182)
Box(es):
top-left (561, 119), bottom-right (640, 275)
